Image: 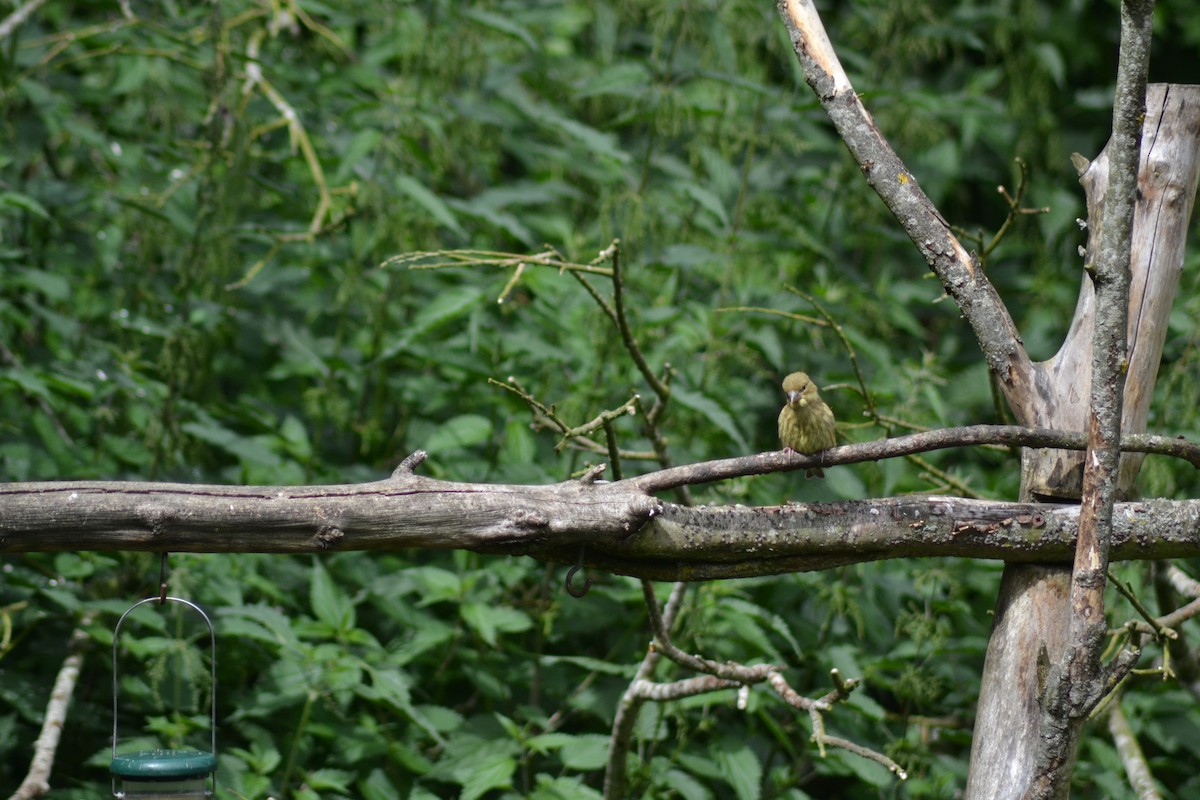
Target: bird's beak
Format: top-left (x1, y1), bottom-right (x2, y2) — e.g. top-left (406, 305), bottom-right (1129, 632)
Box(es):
top-left (787, 390), bottom-right (802, 405)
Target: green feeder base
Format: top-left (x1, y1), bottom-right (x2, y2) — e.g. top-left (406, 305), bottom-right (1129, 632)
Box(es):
top-left (111, 750), bottom-right (216, 798)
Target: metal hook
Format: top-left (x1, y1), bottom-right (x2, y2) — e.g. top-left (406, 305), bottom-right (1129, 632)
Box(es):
top-left (565, 548), bottom-right (594, 598)
top-left (158, 552), bottom-right (169, 605)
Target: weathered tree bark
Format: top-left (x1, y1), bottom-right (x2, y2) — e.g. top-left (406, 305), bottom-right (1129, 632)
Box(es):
top-left (7, 472), bottom-right (1200, 580)
top-left (1023, 84), bottom-right (1200, 500)
top-left (967, 81), bottom-right (1200, 800)
top-left (774, 2), bottom-right (1200, 788)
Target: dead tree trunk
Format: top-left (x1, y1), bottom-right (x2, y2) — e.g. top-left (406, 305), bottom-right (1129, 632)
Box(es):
top-left (965, 83), bottom-right (1200, 799)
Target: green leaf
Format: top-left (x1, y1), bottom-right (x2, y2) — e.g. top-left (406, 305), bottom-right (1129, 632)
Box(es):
top-left (460, 7), bottom-right (538, 50)
top-left (310, 559), bottom-right (356, 631)
top-left (575, 62), bottom-right (651, 99)
top-left (558, 734), bottom-right (610, 770)
top-left (304, 768), bottom-right (354, 792)
top-left (460, 753), bottom-right (516, 800)
top-left (395, 174), bottom-right (466, 237)
top-left (460, 601), bottom-right (532, 647)
top-left (539, 654), bottom-right (639, 677)
top-left (361, 768), bottom-right (401, 800)
top-left (181, 419), bottom-right (283, 468)
top-left (1, 367), bottom-right (51, 400)
top-left (716, 744), bottom-right (762, 800)
top-left (335, 128), bottom-right (384, 183)
top-left (662, 768), bottom-right (711, 800)
top-left (672, 386), bottom-right (749, 452)
top-left (0, 191), bottom-right (49, 219)
top-left (379, 285), bottom-right (485, 359)
top-left (425, 414), bottom-right (493, 453)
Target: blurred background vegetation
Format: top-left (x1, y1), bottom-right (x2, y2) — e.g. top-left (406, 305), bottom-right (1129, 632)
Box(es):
top-left (2, 0), bottom-right (1200, 797)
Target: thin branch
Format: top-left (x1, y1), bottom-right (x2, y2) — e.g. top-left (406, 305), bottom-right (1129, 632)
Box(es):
top-left (1106, 697), bottom-right (1164, 800)
top-left (1108, 569), bottom-right (1175, 641)
top-left (627, 425), bottom-right (1200, 494)
top-left (953, 157), bottom-right (1050, 264)
top-left (0, 0), bottom-right (48, 41)
top-left (631, 582), bottom-right (906, 780)
top-left (382, 247), bottom-right (614, 277)
top-left (7, 613), bottom-right (95, 800)
top-left (1166, 563), bottom-right (1200, 597)
top-left (557, 397), bottom-right (639, 454)
top-left (774, 0), bottom-right (1035, 400)
top-left (605, 581), bottom-right (687, 799)
top-left (607, 242), bottom-right (671, 403)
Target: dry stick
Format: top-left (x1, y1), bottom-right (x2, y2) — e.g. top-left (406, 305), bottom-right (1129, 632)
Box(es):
top-left (774, 0), bottom-right (1035, 400)
top-left (1165, 563), bottom-right (1200, 598)
top-left (635, 581), bottom-right (907, 778)
top-left (605, 581), bottom-right (687, 800)
top-left (1152, 563), bottom-right (1200, 702)
top-left (1027, 2), bottom-right (1156, 797)
top-left (0, 0), bottom-right (48, 41)
top-left (627, 426), bottom-right (1200, 495)
top-left (1106, 698), bottom-right (1165, 800)
top-left (7, 614), bottom-right (95, 800)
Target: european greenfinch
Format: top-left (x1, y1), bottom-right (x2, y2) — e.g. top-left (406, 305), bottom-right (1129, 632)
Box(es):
top-left (777, 371), bottom-right (836, 477)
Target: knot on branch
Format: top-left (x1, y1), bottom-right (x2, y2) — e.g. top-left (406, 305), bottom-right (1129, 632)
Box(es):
top-left (391, 450), bottom-right (427, 479)
top-left (579, 463), bottom-right (607, 485)
top-left (314, 525), bottom-right (344, 549)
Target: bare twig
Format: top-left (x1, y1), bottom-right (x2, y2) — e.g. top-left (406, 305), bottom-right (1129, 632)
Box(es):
top-left (557, 397), bottom-right (639, 453)
top-left (383, 247), bottom-right (614, 277)
top-left (774, 0), bottom-right (1035, 400)
top-left (605, 581), bottom-right (688, 799)
top-left (628, 425), bottom-right (1200, 494)
top-left (1107, 570), bottom-right (1176, 641)
top-left (628, 581), bottom-right (907, 781)
top-left (0, 0), bottom-right (48, 41)
top-left (7, 613), bottom-right (95, 800)
top-left (1166, 563), bottom-right (1200, 598)
top-left (1106, 697), bottom-right (1164, 800)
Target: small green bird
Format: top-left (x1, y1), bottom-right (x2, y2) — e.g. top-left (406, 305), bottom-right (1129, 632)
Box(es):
top-left (778, 371), bottom-right (837, 477)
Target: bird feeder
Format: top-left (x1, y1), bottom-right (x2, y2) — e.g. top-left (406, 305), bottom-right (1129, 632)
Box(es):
top-left (111, 595), bottom-right (217, 799)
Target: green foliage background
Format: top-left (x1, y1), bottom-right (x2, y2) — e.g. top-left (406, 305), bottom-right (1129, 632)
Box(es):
top-left (3, 1), bottom-right (1200, 798)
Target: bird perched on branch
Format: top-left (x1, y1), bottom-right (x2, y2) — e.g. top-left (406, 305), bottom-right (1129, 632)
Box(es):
top-left (778, 371), bottom-right (837, 478)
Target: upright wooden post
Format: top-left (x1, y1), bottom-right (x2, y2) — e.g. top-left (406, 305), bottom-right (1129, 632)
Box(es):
top-left (965, 83), bottom-right (1200, 799)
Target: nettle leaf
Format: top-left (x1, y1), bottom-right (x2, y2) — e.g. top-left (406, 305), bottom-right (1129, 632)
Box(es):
top-left (715, 743), bottom-right (763, 800)
top-left (461, 601), bottom-right (533, 647)
top-left (672, 386), bottom-right (750, 452)
top-left (662, 767), bottom-right (711, 800)
top-left (557, 733), bottom-right (610, 770)
top-left (379, 285), bottom-right (485, 358)
top-left (182, 418), bottom-right (283, 469)
top-left (460, 752), bottom-right (516, 800)
top-left (0, 190), bottom-right (50, 219)
top-left (310, 558), bottom-right (356, 631)
top-left (575, 62), bottom-right (651, 99)
top-left (395, 174), bottom-right (467, 237)
top-left (425, 414), bottom-right (493, 453)
top-left (460, 7), bottom-right (538, 51)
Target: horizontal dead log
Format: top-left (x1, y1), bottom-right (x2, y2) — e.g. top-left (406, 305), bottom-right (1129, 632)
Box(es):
top-left (582, 496), bottom-right (1200, 581)
top-left (0, 457), bottom-right (661, 555)
top-left (3, 450), bottom-right (1200, 580)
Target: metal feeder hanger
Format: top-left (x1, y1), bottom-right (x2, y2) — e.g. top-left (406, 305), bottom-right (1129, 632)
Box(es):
top-left (110, 554), bottom-right (217, 799)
